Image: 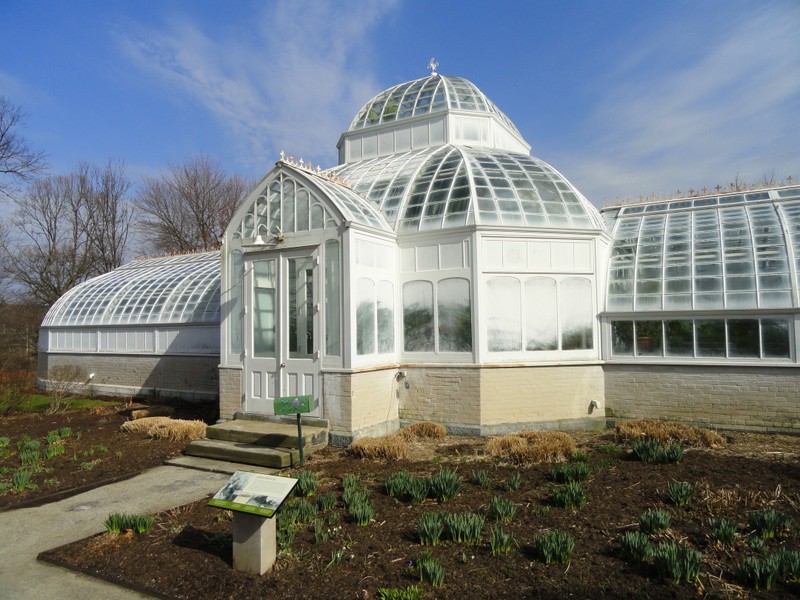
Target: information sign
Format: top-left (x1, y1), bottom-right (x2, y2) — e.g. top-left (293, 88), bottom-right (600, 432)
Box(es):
top-left (209, 471), bottom-right (298, 518)
top-left (274, 394), bottom-right (313, 415)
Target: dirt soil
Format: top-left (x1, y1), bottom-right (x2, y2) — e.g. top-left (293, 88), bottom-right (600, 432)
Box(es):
top-left (41, 428), bottom-right (800, 599)
top-left (0, 402), bottom-right (217, 510)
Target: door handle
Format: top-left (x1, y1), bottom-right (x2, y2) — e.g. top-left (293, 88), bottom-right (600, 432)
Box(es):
top-left (280, 362), bottom-right (286, 368)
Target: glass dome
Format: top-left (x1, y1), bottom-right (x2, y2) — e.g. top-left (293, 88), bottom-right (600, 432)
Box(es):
top-left (330, 145), bottom-right (605, 232)
top-left (349, 74), bottom-right (521, 137)
top-left (604, 186), bottom-right (800, 312)
top-left (42, 252), bottom-right (220, 327)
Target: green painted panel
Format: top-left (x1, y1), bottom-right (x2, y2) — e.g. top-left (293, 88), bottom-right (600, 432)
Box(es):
top-left (273, 394), bottom-right (313, 415)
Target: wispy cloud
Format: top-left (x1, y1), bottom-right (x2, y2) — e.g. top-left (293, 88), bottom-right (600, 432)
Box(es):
top-left (564, 4), bottom-right (800, 204)
top-left (115, 1), bottom-right (398, 173)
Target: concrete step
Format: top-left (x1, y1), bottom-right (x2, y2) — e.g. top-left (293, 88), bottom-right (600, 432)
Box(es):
top-left (207, 420), bottom-right (328, 450)
top-left (234, 411), bottom-right (329, 429)
top-left (184, 439), bottom-right (300, 469)
top-left (165, 455), bottom-right (279, 476)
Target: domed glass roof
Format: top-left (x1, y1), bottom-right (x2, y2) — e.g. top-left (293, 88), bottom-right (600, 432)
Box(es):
top-left (349, 74), bottom-right (521, 137)
top-left (42, 252), bottom-right (220, 327)
top-left (330, 145), bottom-right (604, 232)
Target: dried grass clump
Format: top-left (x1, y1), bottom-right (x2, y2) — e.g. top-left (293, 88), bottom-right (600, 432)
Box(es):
top-left (120, 417), bottom-right (206, 442)
top-left (487, 431), bottom-right (576, 465)
top-left (615, 419), bottom-right (725, 448)
top-left (397, 421), bottom-right (448, 441)
top-left (348, 434), bottom-right (409, 460)
top-left (130, 405), bottom-right (175, 420)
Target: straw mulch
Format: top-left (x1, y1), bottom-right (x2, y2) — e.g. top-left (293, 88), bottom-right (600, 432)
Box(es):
top-left (615, 419), bottom-right (726, 448)
top-left (120, 417), bottom-right (207, 442)
top-left (486, 430), bottom-right (576, 464)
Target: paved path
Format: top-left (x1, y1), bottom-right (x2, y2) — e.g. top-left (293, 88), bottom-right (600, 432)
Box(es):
top-left (0, 466), bottom-right (228, 599)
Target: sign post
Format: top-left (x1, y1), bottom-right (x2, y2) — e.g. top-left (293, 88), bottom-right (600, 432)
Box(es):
top-left (273, 394), bottom-right (313, 466)
top-left (209, 471), bottom-right (297, 575)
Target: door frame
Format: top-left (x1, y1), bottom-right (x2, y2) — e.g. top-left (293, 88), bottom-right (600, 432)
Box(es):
top-left (243, 246), bottom-right (321, 417)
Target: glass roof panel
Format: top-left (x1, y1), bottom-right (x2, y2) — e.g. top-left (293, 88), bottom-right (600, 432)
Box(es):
top-left (606, 190), bottom-right (798, 312)
top-left (330, 145), bottom-right (603, 232)
top-left (349, 75), bottom-right (521, 137)
top-left (43, 252), bottom-right (221, 327)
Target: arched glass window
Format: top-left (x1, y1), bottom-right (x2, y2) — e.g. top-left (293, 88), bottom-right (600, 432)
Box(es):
top-left (525, 277), bottom-right (557, 351)
top-left (377, 281), bottom-right (395, 353)
top-left (403, 281), bottom-right (434, 352)
top-left (324, 240), bottom-right (341, 357)
top-left (437, 278), bottom-right (471, 352)
top-left (296, 189), bottom-right (310, 232)
top-left (281, 179), bottom-right (295, 232)
top-left (487, 277), bottom-right (521, 351)
top-left (268, 181), bottom-right (281, 233)
top-left (356, 278), bottom-right (375, 355)
top-left (560, 278), bottom-right (593, 350)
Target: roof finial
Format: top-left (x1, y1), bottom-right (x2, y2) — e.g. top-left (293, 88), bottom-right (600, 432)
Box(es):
top-left (427, 57), bottom-right (439, 76)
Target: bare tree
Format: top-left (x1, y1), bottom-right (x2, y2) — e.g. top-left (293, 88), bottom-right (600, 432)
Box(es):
top-left (0, 96), bottom-right (46, 199)
top-left (0, 161), bottom-right (134, 307)
top-left (79, 160), bottom-right (134, 273)
top-left (135, 156), bottom-right (250, 254)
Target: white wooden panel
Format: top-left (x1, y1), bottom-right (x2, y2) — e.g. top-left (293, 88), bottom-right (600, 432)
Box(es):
top-left (378, 131), bottom-right (393, 155)
top-left (503, 241), bottom-right (527, 270)
top-left (412, 123), bottom-right (429, 147)
top-left (287, 372), bottom-right (298, 396)
top-left (376, 244), bottom-right (392, 270)
top-left (574, 242), bottom-right (591, 270)
top-left (356, 239), bottom-right (375, 267)
top-left (348, 137), bottom-right (361, 162)
top-left (484, 240), bottom-right (503, 270)
top-left (417, 245), bottom-right (438, 271)
top-left (401, 247), bottom-right (416, 272)
top-left (252, 370), bottom-right (262, 399)
top-left (551, 242), bottom-right (574, 270)
top-left (440, 242), bottom-right (463, 270)
top-left (430, 117), bottom-right (444, 144)
top-left (362, 135), bottom-right (377, 158)
top-left (528, 241), bottom-right (551, 271)
top-left (395, 127), bottom-right (411, 152)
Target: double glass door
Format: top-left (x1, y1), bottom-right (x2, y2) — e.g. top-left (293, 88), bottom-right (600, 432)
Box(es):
top-left (245, 249), bottom-right (319, 415)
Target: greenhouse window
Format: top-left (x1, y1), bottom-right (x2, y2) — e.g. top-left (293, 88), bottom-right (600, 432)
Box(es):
top-left (610, 318), bottom-right (791, 360)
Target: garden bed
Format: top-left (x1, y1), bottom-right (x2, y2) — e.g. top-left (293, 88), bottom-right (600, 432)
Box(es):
top-left (0, 402), bottom-right (217, 510)
top-left (41, 428), bottom-right (800, 599)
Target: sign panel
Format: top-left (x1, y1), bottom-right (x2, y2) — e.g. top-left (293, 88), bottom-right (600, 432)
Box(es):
top-left (274, 394), bottom-right (313, 415)
top-left (209, 471), bottom-right (298, 518)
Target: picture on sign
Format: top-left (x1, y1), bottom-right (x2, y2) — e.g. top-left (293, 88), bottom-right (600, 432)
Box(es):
top-left (209, 471), bottom-right (298, 517)
top-left (274, 394), bottom-right (313, 415)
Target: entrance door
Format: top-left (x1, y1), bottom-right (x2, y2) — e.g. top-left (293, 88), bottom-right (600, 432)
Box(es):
top-left (245, 249), bottom-right (320, 416)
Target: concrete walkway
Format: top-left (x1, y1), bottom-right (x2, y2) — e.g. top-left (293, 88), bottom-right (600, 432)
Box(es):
top-left (0, 465), bottom-right (228, 599)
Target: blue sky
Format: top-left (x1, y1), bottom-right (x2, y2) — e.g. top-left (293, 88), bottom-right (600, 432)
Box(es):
top-left (2, 0), bottom-right (798, 207)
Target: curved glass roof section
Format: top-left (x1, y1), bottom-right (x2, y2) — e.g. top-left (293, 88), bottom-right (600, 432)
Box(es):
top-left (230, 166), bottom-right (391, 241)
top-left (43, 252), bottom-right (220, 327)
top-left (605, 186), bottom-right (800, 312)
top-left (349, 75), bottom-right (521, 137)
top-left (330, 145), bottom-right (604, 232)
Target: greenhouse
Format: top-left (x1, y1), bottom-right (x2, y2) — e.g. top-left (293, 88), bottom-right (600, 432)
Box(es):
top-left (39, 253), bottom-right (221, 400)
top-left (39, 70), bottom-right (800, 439)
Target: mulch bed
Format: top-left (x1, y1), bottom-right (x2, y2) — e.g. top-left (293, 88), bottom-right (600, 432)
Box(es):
top-left (0, 402), bottom-right (217, 511)
top-left (41, 430), bottom-right (800, 599)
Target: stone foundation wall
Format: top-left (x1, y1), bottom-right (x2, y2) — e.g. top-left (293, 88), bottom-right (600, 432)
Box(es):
top-left (219, 366), bottom-right (243, 420)
top-left (479, 364), bottom-right (606, 434)
top-left (323, 369), bottom-right (398, 443)
top-left (396, 364), bottom-right (605, 435)
top-left (37, 352), bottom-right (219, 401)
top-left (604, 364), bottom-right (800, 433)
top-left (398, 367), bottom-right (481, 432)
